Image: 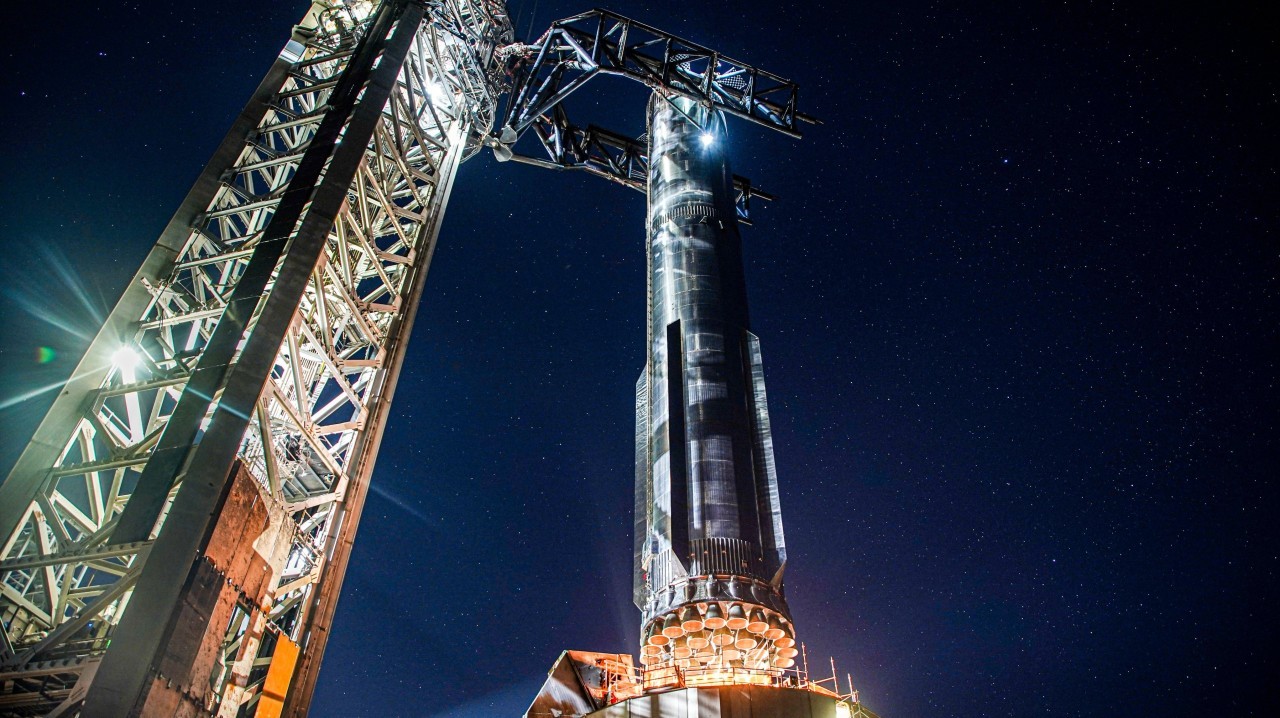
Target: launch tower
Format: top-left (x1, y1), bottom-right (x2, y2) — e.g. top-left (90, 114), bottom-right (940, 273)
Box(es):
top-left (0, 2), bottom-right (514, 714)
top-left (0, 1), bottom-right (876, 716)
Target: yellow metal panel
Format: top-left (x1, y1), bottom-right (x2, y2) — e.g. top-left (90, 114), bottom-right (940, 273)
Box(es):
top-left (255, 635), bottom-right (301, 718)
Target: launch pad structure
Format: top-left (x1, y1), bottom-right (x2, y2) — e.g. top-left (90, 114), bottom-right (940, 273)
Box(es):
top-left (0, 1), bottom-right (881, 716)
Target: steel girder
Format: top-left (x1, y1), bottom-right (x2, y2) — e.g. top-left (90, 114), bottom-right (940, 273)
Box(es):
top-left (503, 104), bottom-right (775, 224)
top-left (498, 9), bottom-right (818, 140)
top-left (0, 0), bottom-right (511, 715)
top-left (492, 8), bottom-right (814, 222)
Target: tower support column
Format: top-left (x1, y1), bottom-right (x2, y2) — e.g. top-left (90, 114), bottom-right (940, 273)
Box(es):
top-left (0, 0), bottom-right (513, 714)
top-left (81, 3), bottom-right (427, 715)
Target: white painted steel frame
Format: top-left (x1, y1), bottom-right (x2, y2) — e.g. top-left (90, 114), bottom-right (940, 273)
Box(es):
top-left (0, 0), bottom-right (510, 714)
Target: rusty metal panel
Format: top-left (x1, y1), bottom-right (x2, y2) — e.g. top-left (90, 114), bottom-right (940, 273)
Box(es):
top-left (91, 461), bottom-right (291, 716)
top-left (149, 462), bottom-right (273, 712)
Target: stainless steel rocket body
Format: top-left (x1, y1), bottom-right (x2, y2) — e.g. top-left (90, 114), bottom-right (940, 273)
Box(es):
top-left (634, 94), bottom-right (795, 670)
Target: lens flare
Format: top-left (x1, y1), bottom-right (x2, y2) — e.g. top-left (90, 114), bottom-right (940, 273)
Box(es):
top-left (111, 346), bottom-right (140, 371)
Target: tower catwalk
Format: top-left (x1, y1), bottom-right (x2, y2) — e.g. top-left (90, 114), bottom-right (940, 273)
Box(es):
top-left (635, 95), bottom-right (796, 673)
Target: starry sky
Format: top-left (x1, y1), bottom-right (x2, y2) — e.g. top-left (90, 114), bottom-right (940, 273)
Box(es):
top-left (0, 1), bottom-right (1276, 716)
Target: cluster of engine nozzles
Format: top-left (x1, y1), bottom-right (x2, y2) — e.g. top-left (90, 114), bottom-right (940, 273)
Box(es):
top-left (641, 603), bottom-right (799, 670)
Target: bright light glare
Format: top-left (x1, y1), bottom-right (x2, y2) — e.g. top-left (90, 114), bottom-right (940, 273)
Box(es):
top-left (699, 132), bottom-right (715, 148)
top-left (111, 346), bottom-right (140, 371)
top-left (427, 80), bottom-right (451, 108)
top-left (347, 0), bottom-right (376, 22)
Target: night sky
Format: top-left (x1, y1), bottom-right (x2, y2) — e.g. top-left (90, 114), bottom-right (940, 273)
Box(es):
top-left (1, 1), bottom-right (1276, 716)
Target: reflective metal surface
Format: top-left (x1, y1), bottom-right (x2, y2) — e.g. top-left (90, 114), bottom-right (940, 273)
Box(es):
top-left (634, 93), bottom-right (792, 671)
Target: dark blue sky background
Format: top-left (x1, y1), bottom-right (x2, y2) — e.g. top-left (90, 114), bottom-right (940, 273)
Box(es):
top-left (1, 1), bottom-right (1276, 716)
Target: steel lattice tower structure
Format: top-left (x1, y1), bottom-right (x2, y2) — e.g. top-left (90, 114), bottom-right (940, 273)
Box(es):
top-left (0, 1), bottom-right (835, 716)
top-left (0, 2), bottom-right (512, 714)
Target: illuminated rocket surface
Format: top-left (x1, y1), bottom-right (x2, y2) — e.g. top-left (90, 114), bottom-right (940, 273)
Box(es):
top-left (633, 94), bottom-right (798, 674)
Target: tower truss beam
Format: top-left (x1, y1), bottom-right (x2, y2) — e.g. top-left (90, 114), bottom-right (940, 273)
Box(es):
top-left (498, 8), bottom-right (818, 142)
top-left (0, 0), bottom-right (513, 714)
top-left (503, 104), bottom-right (774, 224)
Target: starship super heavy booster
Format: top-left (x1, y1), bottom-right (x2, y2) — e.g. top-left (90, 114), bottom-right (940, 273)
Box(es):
top-left (519, 79), bottom-right (874, 714)
top-left (505, 10), bottom-right (882, 718)
top-left (634, 95), bottom-right (797, 673)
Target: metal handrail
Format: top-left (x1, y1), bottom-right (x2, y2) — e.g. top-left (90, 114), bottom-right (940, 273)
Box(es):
top-left (593, 647), bottom-right (866, 709)
top-left (598, 657), bottom-right (823, 704)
